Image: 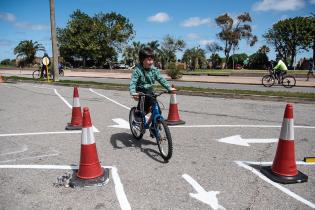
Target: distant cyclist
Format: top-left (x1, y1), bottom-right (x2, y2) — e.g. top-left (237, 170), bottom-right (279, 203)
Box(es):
top-left (129, 47), bottom-right (175, 126)
top-left (273, 56), bottom-right (288, 83)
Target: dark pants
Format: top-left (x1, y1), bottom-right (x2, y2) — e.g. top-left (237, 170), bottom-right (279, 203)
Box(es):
top-left (137, 90), bottom-right (154, 114)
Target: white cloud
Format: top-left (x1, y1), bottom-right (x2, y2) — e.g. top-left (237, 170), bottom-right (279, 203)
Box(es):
top-left (253, 0), bottom-right (305, 11)
top-left (182, 17), bottom-right (211, 27)
top-left (187, 33), bottom-right (200, 40)
top-left (147, 12), bottom-right (170, 23)
top-left (14, 22), bottom-right (49, 31)
top-left (0, 12), bottom-right (16, 22)
top-left (310, 0), bottom-right (315, 4)
top-left (199, 39), bottom-right (214, 46)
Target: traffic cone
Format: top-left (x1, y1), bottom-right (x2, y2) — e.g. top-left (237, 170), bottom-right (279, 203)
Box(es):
top-left (65, 86), bottom-right (82, 130)
top-left (260, 104), bottom-right (308, 184)
top-left (166, 85), bottom-right (185, 126)
top-left (69, 107), bottom-right (109, 188)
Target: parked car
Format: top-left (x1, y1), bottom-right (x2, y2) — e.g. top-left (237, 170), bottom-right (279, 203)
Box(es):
top-left (113, 63), bottom-right (130, 69)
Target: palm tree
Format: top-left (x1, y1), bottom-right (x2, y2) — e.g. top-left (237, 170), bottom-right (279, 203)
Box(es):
top-left (14, 40), bottom-right (45, 65)
top-left (122, 41), bottom-right (144, 66)
top-left (182, 47), bottom-right (206, 70)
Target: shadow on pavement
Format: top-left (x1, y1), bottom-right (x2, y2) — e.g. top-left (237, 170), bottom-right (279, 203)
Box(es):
top-left (110, 132), bottom-right (166, 163)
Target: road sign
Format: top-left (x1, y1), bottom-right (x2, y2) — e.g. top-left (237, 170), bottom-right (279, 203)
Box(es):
top-left (42, 57), bottom-right (50, 66)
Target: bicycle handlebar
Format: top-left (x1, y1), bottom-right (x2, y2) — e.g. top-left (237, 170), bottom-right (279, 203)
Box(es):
top-left (133, 90), bottom-right (169, 98)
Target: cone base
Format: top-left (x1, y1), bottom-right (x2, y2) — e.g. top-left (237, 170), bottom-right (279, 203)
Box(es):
top-left (260, 166), bottom-right (308, 184)
top-left (166, 119), bottom-right (185, 126)
top-left (69, 168), bottom-right (109, 188)
top-left (65, 123), bottom-right (82, 130)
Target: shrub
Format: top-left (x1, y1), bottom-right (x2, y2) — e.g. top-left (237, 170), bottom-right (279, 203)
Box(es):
top-left (166, 62), bottom-right (183, 79)
top-left (1, 59), bottom-right (11, 65)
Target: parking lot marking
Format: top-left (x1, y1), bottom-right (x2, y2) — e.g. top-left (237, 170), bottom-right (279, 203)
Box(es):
top-left (0, 165), bottom-right (130, 210)
top-left (173, 125), bottom-right (315, 129)
top-left (89, 88), bottom-right (131, 110)
top-left (0, 144), bottom-right (28, 156)
top-left (218, 135), bottom-right (278, 146)
top-left (109, 118), bottom-right (130, 129)
top-left (54, 88), bottom-right (99, 132)
top-left (235, 161), bottom-right (315, 209)
top-left (0, 150), bottom-right (60, 163)
top-left (182, 174), bottom-right (225, 210)
top-left (0, 130), bottom-right (82, 137)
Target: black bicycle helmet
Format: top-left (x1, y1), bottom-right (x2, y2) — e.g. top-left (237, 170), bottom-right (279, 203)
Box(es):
top-left (139, 47), bottom-right (154, 64)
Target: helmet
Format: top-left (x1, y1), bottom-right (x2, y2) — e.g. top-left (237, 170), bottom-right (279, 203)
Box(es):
top-left (139, 47), bottom-right (154, 64)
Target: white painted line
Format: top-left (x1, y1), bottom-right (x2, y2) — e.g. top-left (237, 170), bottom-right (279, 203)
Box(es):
top-left (218, 135), bottom-right (278, 146)
top-left (0, 130), bottom-right (82, 137)
top-left (182, 174), bottom-right (225, 210)
top-left (0, 151), bottom-right (60, 163)
top-left (0, 145), bottom-right (28, 156)
top-left (171, 125), bottom-right (315, 129)
top-left (111, 167), bottom-right (131, 210)
top-left (0, 164), bottom-right (113, 170)
top-left (242, 161), bottom-right (315, 166)
top-left (0, 164), bottom-right (130, 210)
top-left (89, 88), bottom-right (131, 110)
top-left (235, 161), bottom-right (315, 209)
top-left (54, 88), bottom-right (99, 132)
top-left (54, 88), bottom-right (72, 109)
top-left (109, 118), bottom-right (130, 129)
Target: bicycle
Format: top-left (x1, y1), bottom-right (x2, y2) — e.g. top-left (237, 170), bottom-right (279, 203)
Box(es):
top-left (129, 91), bottom-right (173, 161)
top-left (262, 68), bottom-right (296, 88)
top-left (32, 67), bottom-right (64, 79)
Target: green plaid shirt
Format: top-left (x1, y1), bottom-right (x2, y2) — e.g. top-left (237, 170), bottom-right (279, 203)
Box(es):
top-left (129, 64), bottom-right (171, 95)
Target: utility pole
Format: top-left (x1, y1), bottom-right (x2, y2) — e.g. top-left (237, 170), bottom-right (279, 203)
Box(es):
top-left (50, 0), bottom-right (59, 81)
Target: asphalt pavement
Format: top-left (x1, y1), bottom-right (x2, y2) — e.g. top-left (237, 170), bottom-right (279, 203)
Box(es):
top-left (0, 82), bottom-right (314, 210)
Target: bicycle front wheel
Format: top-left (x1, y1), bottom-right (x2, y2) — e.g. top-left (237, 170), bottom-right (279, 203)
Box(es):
top-left (32, 70), bottom-right (41, 79)
top-left (155, 119), bottom-right (173, 161)
top-left (262, 75), bottom-right (275, 87)
top-left (129, 107), bottom-right (143, 140)
top-left (282, 75), bottom-right (296, 88)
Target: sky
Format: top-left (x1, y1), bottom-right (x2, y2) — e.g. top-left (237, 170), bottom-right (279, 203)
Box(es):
top-left (0, 0), bottom-right (314, 63)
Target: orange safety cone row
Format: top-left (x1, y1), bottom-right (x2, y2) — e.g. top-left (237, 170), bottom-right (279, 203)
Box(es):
top-left (166, 85), bottom-right (185, 126)
top-left (66, 86), bottom-right (82, 130)
top-left (260, 104), bottom-right (308, 184)
top-left (70, 107), bottom-right (109, 188)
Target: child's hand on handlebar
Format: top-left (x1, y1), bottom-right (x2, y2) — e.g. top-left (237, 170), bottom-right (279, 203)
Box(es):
top-left (132, 93), bottom-right (139, 101)
top-left (169, 87), bottom-right (176, 93)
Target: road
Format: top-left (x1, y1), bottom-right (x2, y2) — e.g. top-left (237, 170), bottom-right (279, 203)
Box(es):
top-left (0, 82), bottom-right (314, 210)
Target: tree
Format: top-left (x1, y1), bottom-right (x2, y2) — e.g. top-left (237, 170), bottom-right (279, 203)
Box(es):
top-left (182, 47), bottom-right (206, 70)
top-left (161, 35), bottom-right (186, 68)
top-left (215, 12), bottom-right (257, 68)
top-left (263, 16), bottom-right (315, 68)
top-left (14, 40), bottom-right (45, 65)
top-left (206, 42), bottom-right (223, 55)
top-left (57, 10), bottom-right (134, 68)
top-left (122, 41), bottom-right (144, 66)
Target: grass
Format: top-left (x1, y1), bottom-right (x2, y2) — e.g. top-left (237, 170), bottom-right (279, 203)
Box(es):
top-left (4, 75), bottom-right (315, 100)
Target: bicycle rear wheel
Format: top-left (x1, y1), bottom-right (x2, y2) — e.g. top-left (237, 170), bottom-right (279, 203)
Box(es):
top-left (129, 107), bottom-right (143, 140)
top-left (155, 119), bottom-right (173, 161)
top-left (282, 75), bottom-right (296, 88)
top-left (262, 75), bottom-right (275, 87)
top-left (32, 70), bottom-right (41, 79)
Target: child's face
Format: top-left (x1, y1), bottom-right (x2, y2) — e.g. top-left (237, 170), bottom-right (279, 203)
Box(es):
top-left (143, 57), bottom-right (154, 69)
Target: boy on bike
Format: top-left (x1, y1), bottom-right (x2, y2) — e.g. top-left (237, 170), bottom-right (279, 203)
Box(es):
top-left (273, 57), bottom-right (288, 83)
top-left (129, 47), bottom-right (175, 128)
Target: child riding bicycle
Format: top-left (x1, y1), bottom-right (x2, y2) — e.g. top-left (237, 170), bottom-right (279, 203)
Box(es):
top-left (129, 47), bottom-right (175, 128)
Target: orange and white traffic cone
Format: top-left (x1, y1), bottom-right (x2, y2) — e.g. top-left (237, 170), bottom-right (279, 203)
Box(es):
top-left (70, 107), bottom-right (109, 188)
top-left (260, 104), bottom-right (308, 184)
top-left (166, 85), bottom-right (185, 126)
top-left (65, 86), bottom-right (82, 130)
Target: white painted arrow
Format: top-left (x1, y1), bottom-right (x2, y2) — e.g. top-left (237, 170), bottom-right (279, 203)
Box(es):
top-left (218, 135), bottom-right (278, 146)
top-left (109, 118), bottom-right (130, 129)
top-left (182, 174), bottom-right (225, 210)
